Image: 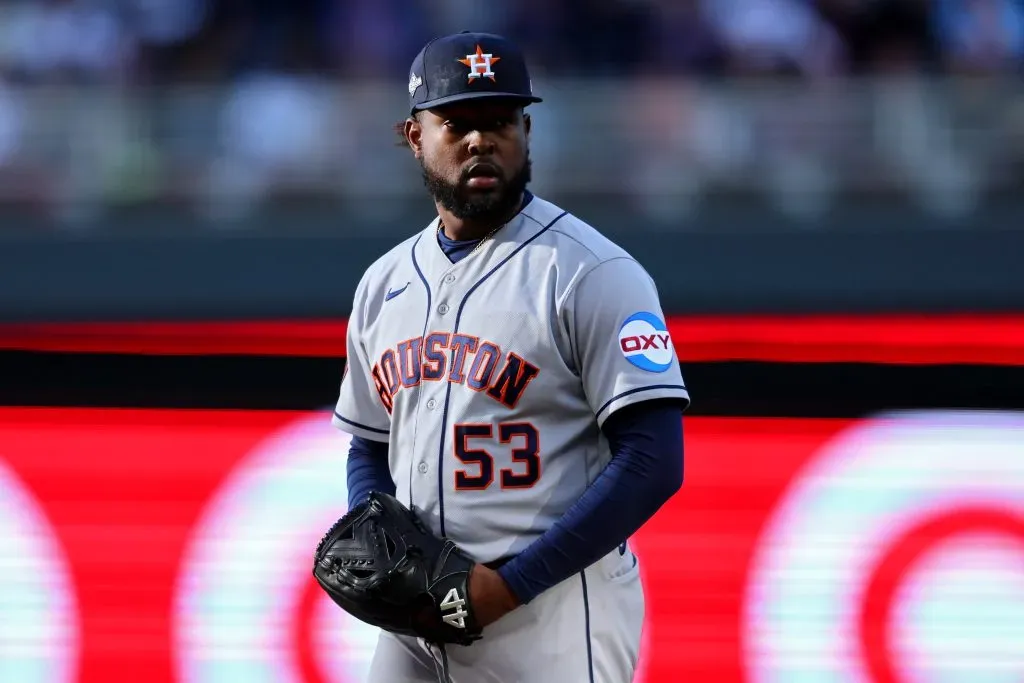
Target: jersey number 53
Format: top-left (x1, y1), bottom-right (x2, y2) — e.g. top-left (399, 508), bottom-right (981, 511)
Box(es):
top-left (453, 422), bottom-right (540, 490)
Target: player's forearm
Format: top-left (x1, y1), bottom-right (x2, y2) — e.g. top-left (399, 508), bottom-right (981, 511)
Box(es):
top-left (346, 436), bottom-right (395, 510)
top-left (497, 400), bottom-right (684, 605)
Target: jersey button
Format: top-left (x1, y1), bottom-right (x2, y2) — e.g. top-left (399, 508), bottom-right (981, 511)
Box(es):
top-left (437, 303), bottom-right (449, 315)
top-left (444, 274), bottom-right (456, 284)
top-left (426, 398), bottom-right (437, 410)
top-left (418, 462), bottom-right (428, 474)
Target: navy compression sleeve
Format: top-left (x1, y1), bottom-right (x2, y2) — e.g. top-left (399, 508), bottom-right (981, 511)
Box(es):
top-left (346, 436), bottom-right (395, 510)
top-left (496, 400), bottom-right (684, 605)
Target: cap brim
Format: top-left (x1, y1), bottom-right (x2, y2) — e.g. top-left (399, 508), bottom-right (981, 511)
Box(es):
top-left (412, 91), bottom-right (543, 113)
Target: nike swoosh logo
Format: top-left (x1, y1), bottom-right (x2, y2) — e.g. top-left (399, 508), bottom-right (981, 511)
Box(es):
top-left (384, 283), bottom-right (410, 302)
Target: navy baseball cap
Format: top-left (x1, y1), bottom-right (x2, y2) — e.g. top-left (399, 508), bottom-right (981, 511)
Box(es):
top-left (407, 31), bottom-right (542, 114)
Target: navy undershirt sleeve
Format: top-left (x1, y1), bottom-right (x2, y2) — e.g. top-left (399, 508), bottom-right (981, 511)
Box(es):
top-left (346, 436), bottom-right (395, 510)
top-left (496, 399), bottom-right (685, 605)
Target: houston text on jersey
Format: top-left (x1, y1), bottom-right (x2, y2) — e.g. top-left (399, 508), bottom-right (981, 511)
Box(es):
top-left (370, 332), bottom-right (540, 414)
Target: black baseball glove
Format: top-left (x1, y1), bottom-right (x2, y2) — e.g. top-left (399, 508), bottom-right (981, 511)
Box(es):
top-left (312, 491), bottom-right (483, 646)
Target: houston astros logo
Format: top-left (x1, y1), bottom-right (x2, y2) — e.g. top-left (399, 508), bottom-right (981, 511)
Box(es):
top-left (458, 45), bottom-right (500, 82)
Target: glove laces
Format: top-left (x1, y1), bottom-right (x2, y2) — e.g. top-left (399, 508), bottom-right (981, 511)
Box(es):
top-left (428, 642), bottom-right (452, 683)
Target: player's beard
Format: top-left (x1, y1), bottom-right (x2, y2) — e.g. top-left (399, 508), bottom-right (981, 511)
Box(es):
top-left (421, 156), bottom-right (532, 224)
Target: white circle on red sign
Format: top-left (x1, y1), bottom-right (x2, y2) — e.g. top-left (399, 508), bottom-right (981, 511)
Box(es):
top-left (742, 411), bottom-right (1024, 683)
top-left (0, 456), bottom-right (79, 683)
top-left (172, 412), bottom-right (381, 683)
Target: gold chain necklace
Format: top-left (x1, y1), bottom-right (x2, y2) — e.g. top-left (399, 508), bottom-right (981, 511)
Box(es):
top-left (438, 220), bottom-right (505, 257)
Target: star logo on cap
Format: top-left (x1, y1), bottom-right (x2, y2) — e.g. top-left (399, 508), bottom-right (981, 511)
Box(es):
top-left (458, 45), bottom-right (500, 83)
top-left (408, 72), bottom-right (422, 96)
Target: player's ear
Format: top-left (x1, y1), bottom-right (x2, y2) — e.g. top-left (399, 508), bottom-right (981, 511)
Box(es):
top-left (523, 111), bottom-right (531, 138)
top-left (405, 116), bottom-right (423, 158)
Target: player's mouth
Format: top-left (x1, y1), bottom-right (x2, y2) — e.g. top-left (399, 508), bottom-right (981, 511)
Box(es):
top-left (464, 163), bottom-right (502, 190)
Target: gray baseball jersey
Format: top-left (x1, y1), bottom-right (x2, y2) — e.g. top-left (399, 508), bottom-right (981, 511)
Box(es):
top-left (332, 194), bottom-right (689, 563)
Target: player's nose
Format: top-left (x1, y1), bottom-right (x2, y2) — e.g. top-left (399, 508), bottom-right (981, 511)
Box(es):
top-left (466, 129), bottom-right (496, 157)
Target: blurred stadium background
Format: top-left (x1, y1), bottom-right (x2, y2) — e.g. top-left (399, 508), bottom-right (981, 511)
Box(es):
top-left (0, 1), bottom-right (1023, 682)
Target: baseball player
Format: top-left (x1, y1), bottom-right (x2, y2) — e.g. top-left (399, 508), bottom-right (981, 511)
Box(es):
top-left (332, 31), bottom-right (689, 683)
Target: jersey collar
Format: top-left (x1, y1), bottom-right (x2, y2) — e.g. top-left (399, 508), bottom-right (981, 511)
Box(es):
top-left (415, 193), bottom-right (538, 278)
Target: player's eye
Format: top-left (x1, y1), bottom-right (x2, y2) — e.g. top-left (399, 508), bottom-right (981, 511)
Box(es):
top-left (443, 118), bottom-right (511, 135)
top-left (443, 120), bottom-right (470, 135)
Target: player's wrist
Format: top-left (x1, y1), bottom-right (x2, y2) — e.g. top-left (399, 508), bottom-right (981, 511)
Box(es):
top-left (469, 563), bottom-right (520, 627)
top-left (495, 561), bottom-right (530, 606)
top-left (492, 565), bottom-right (520, 610)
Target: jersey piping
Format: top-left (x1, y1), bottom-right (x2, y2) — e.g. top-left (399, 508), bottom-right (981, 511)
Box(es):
top-left (435, 210), bottom-right (569, 536)
top-left (410, 232), bottom-right (434, 508)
